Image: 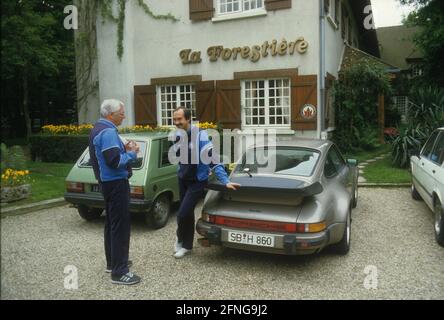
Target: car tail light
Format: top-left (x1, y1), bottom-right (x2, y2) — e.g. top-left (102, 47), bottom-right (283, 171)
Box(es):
top-left (66, 182), bottom-right (84, 193)
top-left (211, 215), bottom-right (297, 233)
top-left (296, 222), bottom-right (327, 233)
top-left (130, 186), bottom-right (144, 199)
top-left (201, 212), bottom-right (210, 222)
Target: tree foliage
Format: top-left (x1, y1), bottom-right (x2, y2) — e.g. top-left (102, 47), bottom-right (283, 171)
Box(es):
top-left (1, 0), bottom-right (76, 139)
top-left (400, 0), bottom-right (444, 87)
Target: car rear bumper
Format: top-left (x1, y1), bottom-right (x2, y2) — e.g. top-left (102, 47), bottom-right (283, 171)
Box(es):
top-left (64, 192), bottom-right (152, 212)
top-left (196, 219), bottom-right (332, 255)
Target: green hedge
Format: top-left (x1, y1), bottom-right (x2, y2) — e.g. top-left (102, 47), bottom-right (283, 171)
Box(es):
top-left (30, 135), bottom-right (89, 163)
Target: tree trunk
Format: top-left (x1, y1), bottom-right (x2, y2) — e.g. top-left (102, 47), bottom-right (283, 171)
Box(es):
top-left (378, 94), bottom-right (385, 144)
top-left (23, 69), bottom-right (32, 139)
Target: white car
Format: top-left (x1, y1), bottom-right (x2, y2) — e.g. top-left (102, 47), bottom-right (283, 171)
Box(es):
top-left (410, 127), bottom-right (444, 246)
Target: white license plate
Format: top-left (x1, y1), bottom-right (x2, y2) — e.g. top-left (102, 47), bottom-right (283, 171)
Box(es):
top-left (228, 231), bottom-right (275, 247)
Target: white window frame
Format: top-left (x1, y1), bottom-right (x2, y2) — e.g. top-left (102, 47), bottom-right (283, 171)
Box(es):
top-left (213, 0), bottom-right (266, 22)
top-left (327, 0), bottom-right (340, 30)
top-left (412, 64), bottom-right (424, 77)
top-left (156, 84), bottom-right (196, 127)
top-left (241, 78), bottom-right (292, 130)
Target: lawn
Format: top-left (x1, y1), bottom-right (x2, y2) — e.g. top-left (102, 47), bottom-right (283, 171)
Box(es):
top-left (1, 161), bottom-right (74, 209)
top-left (346, 144), bottom-right (411, 184)
top-left (344, 144), bottom-right (391, 163)
top-left (362, 157), bottom-right (411, 184)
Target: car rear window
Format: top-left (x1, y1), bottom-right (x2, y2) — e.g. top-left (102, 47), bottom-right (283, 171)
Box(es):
top-left (79, 140), bottom-right (147, 169)
top-left (234, 147), bottom-right (320, 177)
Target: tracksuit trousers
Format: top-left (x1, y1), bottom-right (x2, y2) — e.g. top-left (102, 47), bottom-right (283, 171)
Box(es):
top-left (101, 179), bottom-right (131, 277)
top-left (176, 178), bottom-right (207, 250)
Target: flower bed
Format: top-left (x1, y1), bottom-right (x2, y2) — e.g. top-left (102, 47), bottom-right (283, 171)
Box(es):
top-left (32, 122), bottom-right (219, 163)
top-left (1, 169), bottom-right (32, 203)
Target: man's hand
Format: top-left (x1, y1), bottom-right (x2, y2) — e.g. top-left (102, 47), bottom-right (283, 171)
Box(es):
top-left (125, 141), bottom-right (140, 153)
top-left (226, 182), bottom-right (241, 190)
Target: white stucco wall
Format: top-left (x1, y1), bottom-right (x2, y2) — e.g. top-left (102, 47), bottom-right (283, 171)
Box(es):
top-left (95, 3), bottom-right (136, 126)
top-left (324, 0), bottom-right (361, 78)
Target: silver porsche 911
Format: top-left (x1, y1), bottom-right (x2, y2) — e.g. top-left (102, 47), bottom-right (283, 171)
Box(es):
top-left (196, 138), bottom-right (359, 255)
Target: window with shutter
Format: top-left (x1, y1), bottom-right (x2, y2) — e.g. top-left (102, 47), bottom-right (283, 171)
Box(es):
top-left (290, 75), bottom-right (317, 131)
top-left (241, 78), bottom-right (291, 128)
top-left (196, 81), bottom-right (217, 123)
top-left (264, 0), bottom-right (291, 11)
top-left (215, 80), bottom-right (242, 130)
top-left (157, 84), bottom-right (197, 126)
top-left (189, 0), bottom-right (214, 21)
top-left (334, 0), bottom-right (339, 25)
top-left (215, 0), bottom-right (264, 15)
top-left (134, 85), bottom-right (157, 126)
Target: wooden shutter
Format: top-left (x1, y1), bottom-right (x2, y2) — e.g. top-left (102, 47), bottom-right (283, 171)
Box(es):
top-left (189, 0), bottom-right (214, 21)
top-left (265, 0), bottom-right (292, 11)
top-left (134, 85), bottom-right (157, 126)
top-left (215, 80), bottom-right (241, 130)
top-left (196, 81), bottom-right (216, 123)
top-left (290, 75), bottom-right (318, 131)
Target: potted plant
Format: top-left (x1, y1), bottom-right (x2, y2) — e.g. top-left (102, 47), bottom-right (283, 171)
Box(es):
top-left (1, 169), bottom-right (32, 203)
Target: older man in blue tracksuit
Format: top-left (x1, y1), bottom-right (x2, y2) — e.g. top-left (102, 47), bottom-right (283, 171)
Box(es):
top-left (89, 99), bottom-right (141, 285)
top-left (171, 106), bottom-right (241, 259)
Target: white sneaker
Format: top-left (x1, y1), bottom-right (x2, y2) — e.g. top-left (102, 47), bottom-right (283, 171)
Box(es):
top-left (174, 238), bottom-right (182, 253)
top-left (173, 248), bottom-right (191, 259)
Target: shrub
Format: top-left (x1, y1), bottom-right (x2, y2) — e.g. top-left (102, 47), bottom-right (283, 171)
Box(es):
top-left (390, 86), bottom-right (444, 168)
top-left (29, 135), bottom-right (89, 163)
top-left (1, 143), bottom-right (27, 172)
top-left (31, 122), bottom-right (219, 163)
top-left (333, 60), bottom-right (392, 153)
top-left (391, 124), bottom-right (427, 168)
top-left (407, 86), bottom-right (444, 133)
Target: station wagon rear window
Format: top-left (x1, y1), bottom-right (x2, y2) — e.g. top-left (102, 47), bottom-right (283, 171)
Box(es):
top-left (234, 147), bottom-right (320, 177)
top-left (79, 141), bottom-right (147, 169)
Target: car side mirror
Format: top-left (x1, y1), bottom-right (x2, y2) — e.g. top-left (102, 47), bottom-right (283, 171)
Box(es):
top-left (409, 149), bottom-right (420, 158)
top-left (347, 159), bottom-right (358, 166)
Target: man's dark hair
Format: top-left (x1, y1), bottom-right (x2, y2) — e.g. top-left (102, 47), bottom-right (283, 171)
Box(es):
top-left (173, 106), bottom-right (192, 121)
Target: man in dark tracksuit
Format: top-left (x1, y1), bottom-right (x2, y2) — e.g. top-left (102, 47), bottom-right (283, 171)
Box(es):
top-left (89, 99), bottom-right (141, 285)
top-left (172, 107), bottom-right (241, 259)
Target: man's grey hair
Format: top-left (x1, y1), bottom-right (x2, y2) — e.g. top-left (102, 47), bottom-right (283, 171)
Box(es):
top-left (100, 99), bottom-right (124, 118)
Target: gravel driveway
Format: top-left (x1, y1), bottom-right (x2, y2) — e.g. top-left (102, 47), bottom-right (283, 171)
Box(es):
top-left (1, 188), bottom-right (443, 300)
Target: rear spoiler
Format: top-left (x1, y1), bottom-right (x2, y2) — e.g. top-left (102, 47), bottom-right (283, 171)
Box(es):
top-left (206, 175), bottom-right (323, 196)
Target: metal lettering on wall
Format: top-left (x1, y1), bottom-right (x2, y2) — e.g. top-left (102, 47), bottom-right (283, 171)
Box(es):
top-left (180, 38), bottom-right (309, 64)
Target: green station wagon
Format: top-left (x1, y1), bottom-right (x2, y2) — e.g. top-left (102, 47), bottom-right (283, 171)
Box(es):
top-left (64, 132), bottom-right (179, 229)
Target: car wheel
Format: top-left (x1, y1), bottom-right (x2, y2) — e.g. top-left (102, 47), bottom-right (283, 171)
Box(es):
top-left (352, 182), bottom-right (358, 209)
top-left (147, 194), bottom-right (171, 229)
top-left (331, 208), bottom-right (351, 255)
top-left (411, 183), bottom-right (422, 201)
top-left (434, 200), bottom-right (444, 247)
top-left (77, 205), bottom-right (103, 221)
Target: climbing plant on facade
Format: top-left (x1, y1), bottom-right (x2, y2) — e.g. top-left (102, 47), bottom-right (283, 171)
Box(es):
top-left (74, 0), bottom-right (180, 120)
top-left (97, 0), bottom-right (179, 60)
